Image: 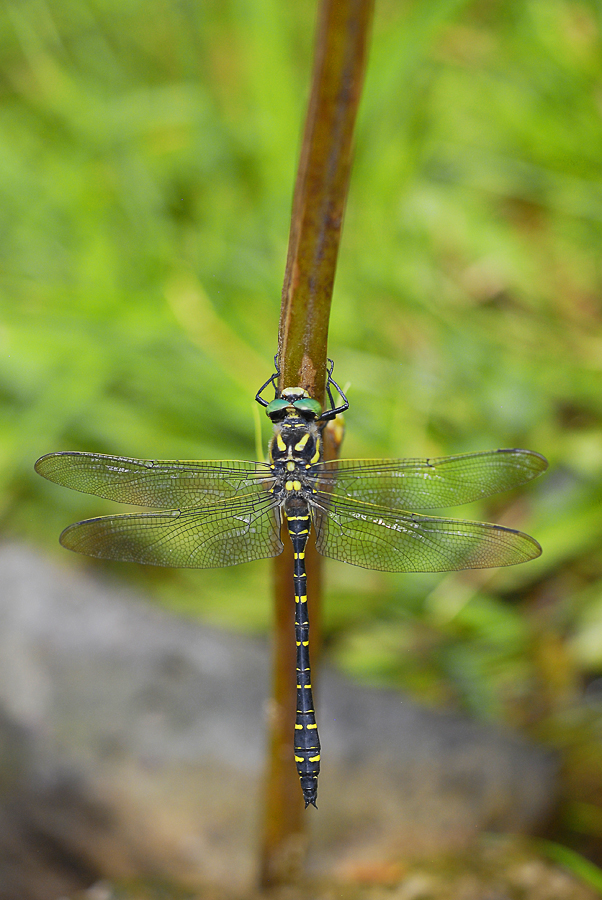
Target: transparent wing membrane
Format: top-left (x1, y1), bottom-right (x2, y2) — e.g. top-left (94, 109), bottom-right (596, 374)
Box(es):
top-left (314, 449), bottom-right (547, 510)
top-left (36, 452), bottom-right (273, 508)
top-left (60, 494), bottom-right (283, 568)
top-left (312, 493), bottom-right (541, 572)
top-left (36, 449), bottom-right (546, 573)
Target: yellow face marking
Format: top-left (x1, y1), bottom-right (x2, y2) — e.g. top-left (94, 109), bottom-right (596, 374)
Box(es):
top-left (276, 433), bottom-right (286, 452)
top-left (295, 433), bottom-right (310, 451)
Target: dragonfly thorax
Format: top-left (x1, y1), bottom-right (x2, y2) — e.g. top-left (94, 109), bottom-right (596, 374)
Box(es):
top-left (268, 414), bottom-right (322, 508)
top-left (269, 416), bottom-right (322, 465)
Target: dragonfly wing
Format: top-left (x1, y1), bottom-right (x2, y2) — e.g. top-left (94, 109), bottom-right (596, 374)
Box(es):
top-left (313, 449), bottom-right (547, 510)
top-left (35, 452), bottom-right (273, 508)
top-left (312, 494), bottom-right (541, 572)
top-left (60, 494), bottom-right (283, 568)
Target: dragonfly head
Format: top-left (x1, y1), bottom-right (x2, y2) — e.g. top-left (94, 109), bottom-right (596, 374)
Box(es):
top-left (266, 388), bottom-right (322, 422)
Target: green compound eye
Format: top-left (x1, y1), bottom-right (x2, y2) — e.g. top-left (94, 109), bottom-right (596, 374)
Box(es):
top-left (266, 398), bottom-right (290, 417)
top-left (293, 398), bottom-right (322, 417)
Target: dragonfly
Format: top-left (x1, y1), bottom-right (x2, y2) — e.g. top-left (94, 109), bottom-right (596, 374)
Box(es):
top-left (35, 359), bottom-right (547, 808)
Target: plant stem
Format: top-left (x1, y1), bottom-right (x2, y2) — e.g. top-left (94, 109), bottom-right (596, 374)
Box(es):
top-left (259, 0), bottom-right (373, 886)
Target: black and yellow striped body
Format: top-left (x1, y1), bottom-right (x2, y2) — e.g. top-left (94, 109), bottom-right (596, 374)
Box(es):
top-left (288, 511), bottom-right (320, 807)
top-left (267, 389), bottom-right (323, 808)
top-left (35, 360), bottom-right (548, 811)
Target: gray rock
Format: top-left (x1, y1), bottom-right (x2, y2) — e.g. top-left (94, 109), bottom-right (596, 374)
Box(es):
top-left (0, 543), bottom-right (557, 898)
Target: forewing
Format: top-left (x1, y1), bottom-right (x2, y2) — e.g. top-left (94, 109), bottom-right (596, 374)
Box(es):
top-left (312, 494), bottom-right (541, 572)
top-left (313, 449), bottom-right (547, 510)
top-left (60, 494), bottom-right (283, 568)
top-left (35, 452), bottom-right (272, 508)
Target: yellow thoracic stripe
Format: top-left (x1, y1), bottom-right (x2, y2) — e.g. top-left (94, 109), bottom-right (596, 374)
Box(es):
top-left (310, 438), bottom-right (321, 464)
top-left (276, 433), bottom-right (286, 451)
top-left (295, 433), bottom-right (310, 450)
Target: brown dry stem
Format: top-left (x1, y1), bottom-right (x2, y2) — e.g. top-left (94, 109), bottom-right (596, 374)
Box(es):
top-left (259, 0), bottom-right (374, 887)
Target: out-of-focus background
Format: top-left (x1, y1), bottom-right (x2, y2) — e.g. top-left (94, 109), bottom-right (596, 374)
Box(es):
top-left (2, 0), bottom-right (602, 895)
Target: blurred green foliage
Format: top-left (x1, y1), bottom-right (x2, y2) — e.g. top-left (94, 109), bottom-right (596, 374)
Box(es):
top-left (2, 0), bottom-right (602, 851)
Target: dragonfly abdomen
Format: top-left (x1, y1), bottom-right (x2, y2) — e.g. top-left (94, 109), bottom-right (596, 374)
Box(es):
top-left (287, 505), bottom-right (321, 808)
